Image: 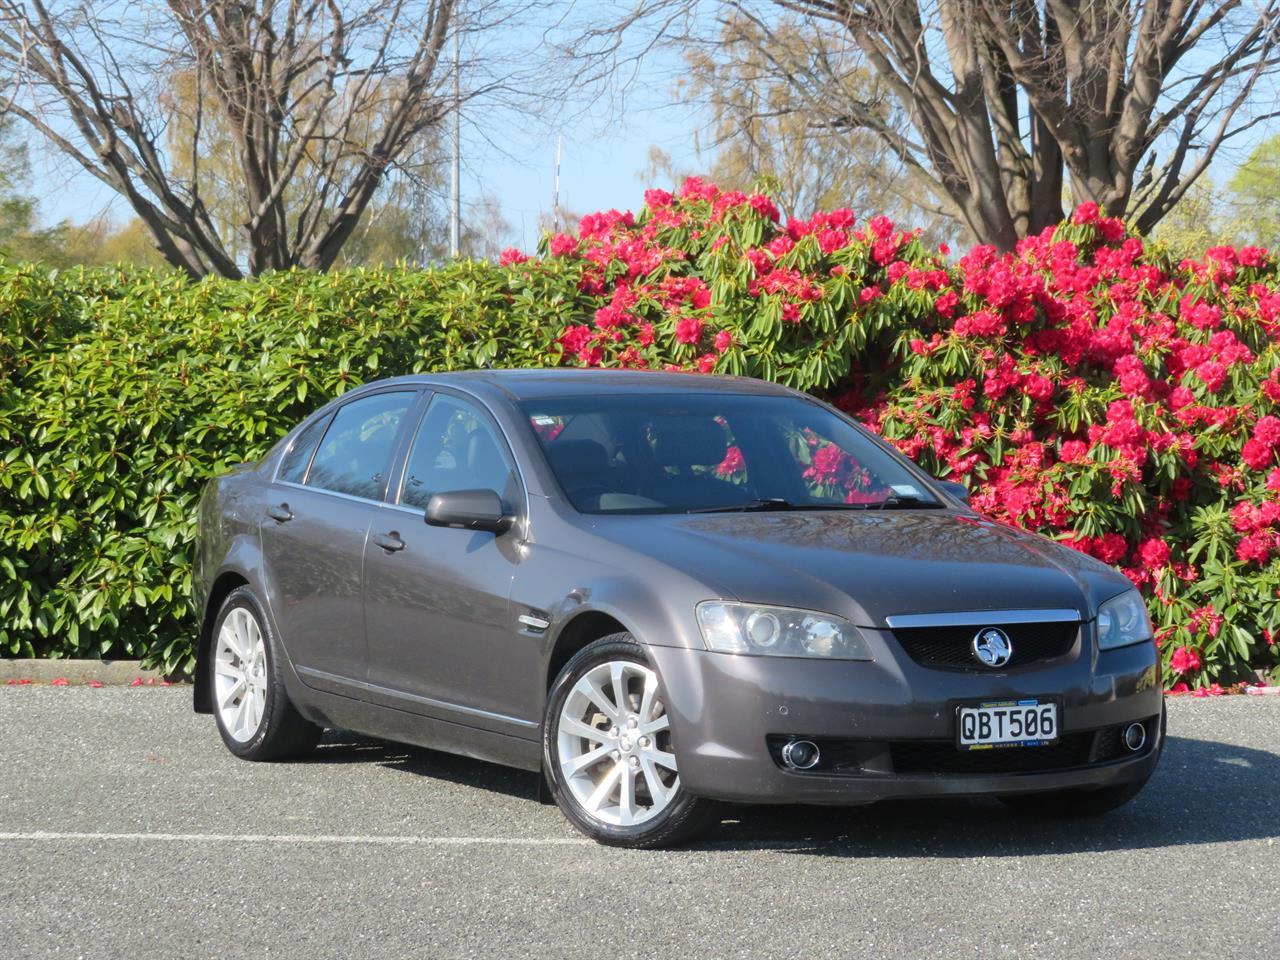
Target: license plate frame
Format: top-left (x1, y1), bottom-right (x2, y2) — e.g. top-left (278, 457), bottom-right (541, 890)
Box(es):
top-left (954, 698), bottom-right (1061, 751)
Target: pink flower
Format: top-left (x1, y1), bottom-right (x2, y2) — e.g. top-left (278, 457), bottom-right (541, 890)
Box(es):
top-left (868, 215), bottom-right (894, 239)
top-left (1169, 646), bottom-right (1201, 674)
top-left (1093, 533), bottom-right (1130, 564)
top-left (1239, 246), bottom-right (1267, 267)
top-left (713, 329), bottom-right (733, 353)
top-left (1059, 440), bottom-right (1090, 463)
top-left (549, 232), bottom-right (577, 257)
top-left (1254, 415), bottom-right (1280, 448)
top-left (1072, 201), bottom-right (1100, 225)
top-left (644, 188), bottom-right (673, 209)
top-left (498, 247), bottom-right (528, 266)
top-left (817, 229), bottom-right (849, 254)
top-left (716, 445), bottom-right (745, 476)
top-left (1242, 438), bottom-right (1274, 470)
top-left (1137, 537), bottom-right (1171, 569)
top-left (1237, 532), bottom-right (1273, 564)
top-left (805, 443), bottom-right (845, 484)
top-left (1194, 360), bottom-right (1226, 393)
top-left (557, 325), bottom-right (593, 356)
top-left (674, 317), bottom-right (704, 345)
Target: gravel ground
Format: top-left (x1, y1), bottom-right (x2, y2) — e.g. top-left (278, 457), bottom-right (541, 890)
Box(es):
top-left (0, 687), bottom-right (1276, 960)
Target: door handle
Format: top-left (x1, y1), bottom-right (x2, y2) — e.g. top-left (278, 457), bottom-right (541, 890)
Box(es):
top-left (266, 503), bottom-right (294, 523)
top-left (372, 532), bottom-right (406, 552)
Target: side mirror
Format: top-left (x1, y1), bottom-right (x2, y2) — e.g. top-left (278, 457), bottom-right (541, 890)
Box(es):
top-left (934, 479), bottom-right (971, 505)
top-left (425, 489), bottom-right (513, 534)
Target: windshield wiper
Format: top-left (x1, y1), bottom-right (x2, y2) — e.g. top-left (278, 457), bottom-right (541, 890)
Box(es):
top-left (871, 492), bottom-right (945, 510)
top-left (688, 498), bottom-right (869, 514)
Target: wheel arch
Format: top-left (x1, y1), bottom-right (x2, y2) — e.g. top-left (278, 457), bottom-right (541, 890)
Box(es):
top-left (545, 609), bottom-right (634, 692)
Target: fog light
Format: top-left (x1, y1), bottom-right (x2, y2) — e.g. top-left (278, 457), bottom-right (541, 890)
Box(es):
top-left (781, 739), bottom-right (820, 770)
top-left (1123, 722), bottom-right (1147, 752)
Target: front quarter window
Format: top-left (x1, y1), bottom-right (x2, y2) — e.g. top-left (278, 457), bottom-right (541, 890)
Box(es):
top-left (277, 413), bottom-right (332, 484)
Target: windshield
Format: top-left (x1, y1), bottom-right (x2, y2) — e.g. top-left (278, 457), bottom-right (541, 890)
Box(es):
top-left (521, 392), bottom-right (942, 515)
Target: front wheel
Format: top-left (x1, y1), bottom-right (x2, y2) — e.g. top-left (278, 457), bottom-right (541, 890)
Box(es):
top-left (543, 634), bottom-right (720, 848)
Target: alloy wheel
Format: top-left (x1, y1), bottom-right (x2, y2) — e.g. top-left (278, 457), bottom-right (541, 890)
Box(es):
top-left (556, 659), bottom-right (679, 827)
top-left (214, 607), bottom-right (269, 743)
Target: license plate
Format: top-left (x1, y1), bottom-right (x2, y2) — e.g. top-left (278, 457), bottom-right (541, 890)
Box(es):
top-left (957, 699), bottom-right (1059, 751)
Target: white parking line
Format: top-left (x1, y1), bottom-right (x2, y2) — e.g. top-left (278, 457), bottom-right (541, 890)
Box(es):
top-left (0, 831), bottom-right (592, 846)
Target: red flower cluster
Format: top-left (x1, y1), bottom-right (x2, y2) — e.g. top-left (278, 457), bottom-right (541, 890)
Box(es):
top-left (519, 177), bottom-right (1280, 688)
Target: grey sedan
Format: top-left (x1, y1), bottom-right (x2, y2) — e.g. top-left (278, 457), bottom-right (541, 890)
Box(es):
top-left (193, 370), bottom-right (1164, 847)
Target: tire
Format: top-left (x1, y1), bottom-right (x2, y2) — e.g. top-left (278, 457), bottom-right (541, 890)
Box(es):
top-left (209, 586), bottom-right (322, 761)
top-left (543, 633), bottom-right (721, 848)
top-left (999, 707), bottom-right (1165, 817)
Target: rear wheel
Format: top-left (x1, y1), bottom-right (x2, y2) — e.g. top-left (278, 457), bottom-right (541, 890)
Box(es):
top-left (543, 634), bottom-right (720, 848)
top-left (210, 586), bottom-right (322, 761)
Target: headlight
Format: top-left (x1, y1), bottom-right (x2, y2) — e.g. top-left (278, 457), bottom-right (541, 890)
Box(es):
top-left (695, 602), bottom-right (873, 659)
top-left (1096, 589), bottom-right (1153, 650)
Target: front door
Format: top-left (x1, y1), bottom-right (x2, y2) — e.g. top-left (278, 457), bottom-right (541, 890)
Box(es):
top-left (363, 391), bottom-right (533, 736)
top-left (260, 389), bottom-right (418, 693)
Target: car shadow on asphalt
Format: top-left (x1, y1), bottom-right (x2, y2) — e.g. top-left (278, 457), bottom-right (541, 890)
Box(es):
top-left (310, 730), bottom-right (539, 802)
top-left (704, 735), bottom-right (1280, 857)
top-left (306, 732), bottom-right (1279, 856)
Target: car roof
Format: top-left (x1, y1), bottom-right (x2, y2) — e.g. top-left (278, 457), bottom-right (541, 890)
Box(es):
top-left (361, 369), bottom-right (802, 401)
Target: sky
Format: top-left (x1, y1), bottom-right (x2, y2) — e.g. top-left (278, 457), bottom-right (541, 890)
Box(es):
top-left (21, 3), bottom-right (1279, 256)
top-left (27, 28), bottom-right (713, 255)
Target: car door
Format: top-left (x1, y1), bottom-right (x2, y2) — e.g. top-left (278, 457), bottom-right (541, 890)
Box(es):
top-left (363, 390), bottom-right (534, 736)
top-left (261, 389), bottom-right (419, 694)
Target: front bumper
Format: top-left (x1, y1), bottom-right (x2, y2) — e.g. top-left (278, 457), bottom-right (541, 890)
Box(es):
top-left (647, 625), bottom-right (1163, 805)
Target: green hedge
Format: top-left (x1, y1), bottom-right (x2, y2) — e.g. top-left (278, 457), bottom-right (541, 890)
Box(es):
top-left (0, 262), bottom-right (576, 673)
top-left (3, 183), bottom-right (1280, 689)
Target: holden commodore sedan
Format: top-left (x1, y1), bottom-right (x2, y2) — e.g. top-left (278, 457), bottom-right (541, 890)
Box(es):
top-left (193, 370), bottom-right (1164, 847)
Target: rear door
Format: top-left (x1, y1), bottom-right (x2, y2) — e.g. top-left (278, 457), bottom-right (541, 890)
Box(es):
top-left (362, 390), bottom-right (535, 735)
top-left (261, 389), bottom-right (420, 694)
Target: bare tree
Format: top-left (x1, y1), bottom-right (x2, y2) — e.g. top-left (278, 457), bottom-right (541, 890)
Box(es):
top-left (679, 11), bottom-right (956, 233)
top-left (0, 0), bottom-right (540, 276)
top-left (576, 0), bottom-right (1280, 248)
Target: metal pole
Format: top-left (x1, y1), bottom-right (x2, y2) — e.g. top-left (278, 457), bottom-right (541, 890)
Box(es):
top-left (450, 24), bottom-right (461, 258)
top-left (552, 135), bottom-right (562, 232)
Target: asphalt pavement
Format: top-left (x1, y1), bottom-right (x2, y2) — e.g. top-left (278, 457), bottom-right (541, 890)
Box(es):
top-left (1, 687), bottom-right (1277, 959)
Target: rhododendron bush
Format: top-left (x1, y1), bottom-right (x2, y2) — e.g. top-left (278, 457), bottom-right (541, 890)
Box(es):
top-left (514, 179), bottom-right (1280, 690)
top-left (3, 180), bottom-right (1279, 686)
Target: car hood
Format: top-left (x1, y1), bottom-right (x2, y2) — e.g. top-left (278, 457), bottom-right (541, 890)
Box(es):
top-left (591, 510), bottom-right (1130, 627)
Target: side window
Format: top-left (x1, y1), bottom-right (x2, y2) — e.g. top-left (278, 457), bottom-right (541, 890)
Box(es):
top-left (306, 392), bottom-right (415, 499)
top-left (400, 395), bottom-right (517, 510)
top-left (277, 413), bottom-right (332, 484)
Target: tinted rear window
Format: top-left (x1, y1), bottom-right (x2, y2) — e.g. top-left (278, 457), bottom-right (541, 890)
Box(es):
top-left (306, 392), bottom-right (415, 499)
